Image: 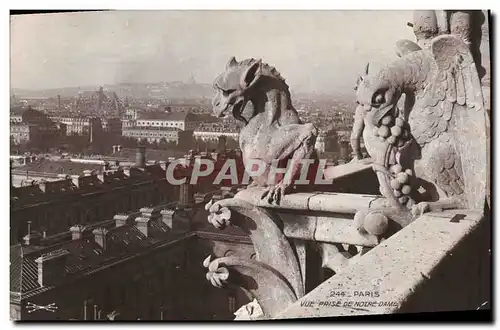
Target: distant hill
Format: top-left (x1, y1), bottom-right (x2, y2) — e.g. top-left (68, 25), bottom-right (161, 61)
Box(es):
top-left (11, 81), bottom-right (216, 100)
top-left (11, 82), bottom-right (356, 106)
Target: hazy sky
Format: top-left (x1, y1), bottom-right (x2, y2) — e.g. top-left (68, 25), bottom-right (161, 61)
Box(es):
top-left (11, 10), bottom-right (415, 94)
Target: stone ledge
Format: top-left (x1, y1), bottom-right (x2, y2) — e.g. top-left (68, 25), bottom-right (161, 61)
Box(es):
top-left (275, 209), bottom-right (485, 319)
top-left (235, 188), bottom-right (385, 214)
top-left (322, 159), bottom-right (374, 180)
top-left (280, 214), bottom-right (378, 247)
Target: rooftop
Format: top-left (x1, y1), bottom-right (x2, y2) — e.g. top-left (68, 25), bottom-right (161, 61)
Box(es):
top-left (138, 111), bottom-right (193, 121)
top-left (10, 164), bottom-right (163, 208)
top-left (10, 218), bottom-right (186, 296)
top-left (10, 106), bottom-right (29, 116)
top-left (105, 148), bottom-right (186, 162)
top-left (123, 126), bottom-right (182, 132)
top-left (137, 111), bottom-right (219, 123)
top-left (13, 158), bottom-right (102, 176)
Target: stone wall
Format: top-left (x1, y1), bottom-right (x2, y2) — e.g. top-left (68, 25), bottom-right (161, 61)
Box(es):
top-left (276, 209), bottom-right (490, 319)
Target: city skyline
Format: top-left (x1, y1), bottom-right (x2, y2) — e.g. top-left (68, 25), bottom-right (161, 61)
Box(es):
top-left (11, 10), bottom-right (414, 94)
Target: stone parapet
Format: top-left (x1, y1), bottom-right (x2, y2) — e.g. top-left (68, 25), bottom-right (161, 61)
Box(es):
top-left (235, 188), bottom-right (385, 214)
top-left (276, 209), bottom-right (488, 319)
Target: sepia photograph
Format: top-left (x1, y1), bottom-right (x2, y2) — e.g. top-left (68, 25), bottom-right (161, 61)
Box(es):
top-left (9, 8), bottom-right (491, 322)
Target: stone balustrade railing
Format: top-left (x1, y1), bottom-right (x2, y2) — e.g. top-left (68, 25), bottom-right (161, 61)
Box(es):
top-left (276, 209), bottom-right (490, 319)
top-left (202, 179), bottom-right (489, 320)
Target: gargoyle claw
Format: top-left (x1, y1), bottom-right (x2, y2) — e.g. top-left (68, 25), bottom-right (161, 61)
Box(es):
top-left (206, 200), bottom-right (231, 229)
top-left (411, 201), bottom-right (430, 218)
top-left (203, 255), bottom-right (230, 288)
top-left (261, 184), bottom-right (290, 205)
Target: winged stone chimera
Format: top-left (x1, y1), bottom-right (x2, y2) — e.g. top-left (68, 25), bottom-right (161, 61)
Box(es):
top-left (349, 44), bottom-right (425, 226)
top-left (211, 57), bottom-right (318, 205)
top-left (355, 34), bottom-right (488, 220)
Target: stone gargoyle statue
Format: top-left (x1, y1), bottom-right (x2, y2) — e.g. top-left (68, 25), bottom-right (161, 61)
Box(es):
top-left (211, 57), bottom-right (318, 205)
top-left (355, 34), bottom-right (487, 223)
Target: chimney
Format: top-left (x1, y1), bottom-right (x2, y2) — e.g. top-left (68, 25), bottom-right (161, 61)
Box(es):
top-left (135, 217), bottom-right (151, 237)
top-left (164, 206), bottom-right (191, 232)
top-left (83, 170), bottom-right (93, 177)
top-left (194, 193), bottom-right (207, 204)
top-left (38, 179), bottom-right (48, 193)
top-left (23, 221), bottom-right (42, 246)
top-left (71, 175), bottom-right (80, 188)
top-left (57, 95), bottom-right (61, 111)
top-left (35, 249), bottom-right (70, 287)
top-left (179, 181), bottom-right (193, 206)
top-left (140, 207), bottom-right (162, 220)
top-left (136, 146), bottom-right (146, 168)
top-left (92, 228), bottom-right (109, 250)
top-left (160, 209), bottom-right (175, 229)
top-left (70, 225), bottom-right (84, 240)
top-left (114, 214), bottom-right (131, 228)
top-left (135, 207), bottom-right (162, 236)
top-left (23, 231), bottom-right (42, 246)
top-left (97, 172), bottom-right (106, 184)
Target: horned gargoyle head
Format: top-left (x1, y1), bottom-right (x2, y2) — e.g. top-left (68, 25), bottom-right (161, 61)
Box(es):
top-left (355, 64), bottom-right (400, 127)
top-left (353, 62), bottom-right (370, 91)
top-left (212, 57), bottom-right (263, 119)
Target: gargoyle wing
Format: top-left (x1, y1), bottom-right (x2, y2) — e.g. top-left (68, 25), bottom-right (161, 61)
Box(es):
top-left (412, 35), bottom-right (487, 210)
top-left (395, 39), bottom-right (422, 57)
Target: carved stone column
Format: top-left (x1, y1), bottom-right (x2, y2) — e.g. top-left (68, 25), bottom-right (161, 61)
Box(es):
top-left (203, 197), bottom-right (304, 318)
top-left (449, 11), bottom-right (473, 46)
top-left (412, 10), bottom-right (439, 49)
top-left (479, 11), bottom-right (490, 208)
